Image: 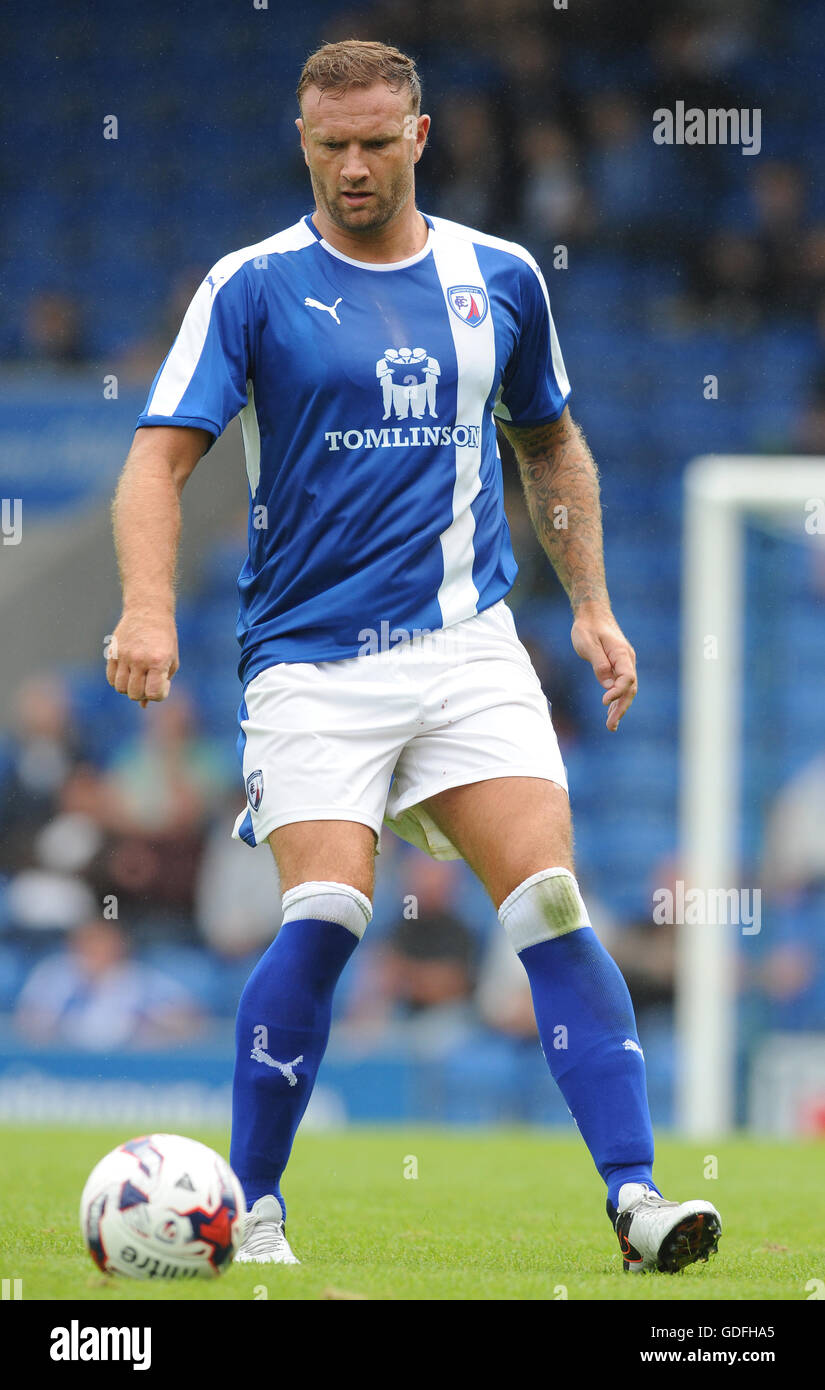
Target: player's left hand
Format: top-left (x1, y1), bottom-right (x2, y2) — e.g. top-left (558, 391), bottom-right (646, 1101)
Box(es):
top-left (570, 602), bottom-right (638, 732)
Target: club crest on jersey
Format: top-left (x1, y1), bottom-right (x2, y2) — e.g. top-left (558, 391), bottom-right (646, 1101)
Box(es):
top-left (246, 768), bottom-right (264, 811)
top-left (447, 285), bottom-right (488, 326)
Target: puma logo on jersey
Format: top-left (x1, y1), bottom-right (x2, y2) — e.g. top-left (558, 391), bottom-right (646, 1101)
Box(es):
top-left (250, 1045), bottom-right (303, 1085)
top-left (304, 295), bottom-right (342, 324)
top-left (623, 1038), bottom-right (644, 1057)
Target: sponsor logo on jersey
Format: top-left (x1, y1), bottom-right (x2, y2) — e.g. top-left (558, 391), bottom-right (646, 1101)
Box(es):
top-left (377, 346), bottom-right (440, 420)
top-left (324, 344), bottom-right (479, 452)
top-left (324, 423), bottom-right (480, 451)
top-left (447, 285), bottom-right (488, 326)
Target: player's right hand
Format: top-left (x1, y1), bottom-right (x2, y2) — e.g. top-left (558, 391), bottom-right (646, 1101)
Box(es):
top-left (570, 601), bottom-right (638, 733)
top-left (105, 611), bottom-right (180, 707)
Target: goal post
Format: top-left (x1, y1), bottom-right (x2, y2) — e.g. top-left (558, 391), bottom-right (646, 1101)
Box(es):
top-left (678, 455), bottom-right (825, 1136)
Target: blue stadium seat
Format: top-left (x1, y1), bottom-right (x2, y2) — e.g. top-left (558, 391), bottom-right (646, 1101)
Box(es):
top-left (0, 943), bottom-right (29, 1010)
top-left (139, 944), bottom-right (223, 1012)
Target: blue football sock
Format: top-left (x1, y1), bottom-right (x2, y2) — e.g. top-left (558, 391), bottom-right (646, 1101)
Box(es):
top-left (230, 916), bottom-right (359, 1219)
top-left (518, 926), bottom-right (659, 1210)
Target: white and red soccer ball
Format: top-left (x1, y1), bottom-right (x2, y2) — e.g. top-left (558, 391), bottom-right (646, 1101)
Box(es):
top-left (79, 1133), bottom-right (246, 1279)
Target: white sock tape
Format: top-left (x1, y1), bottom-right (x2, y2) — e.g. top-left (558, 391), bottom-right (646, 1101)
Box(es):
top-left (498, 868), bottom-right (590, 953)
top-left (281, 879), bottom-right (372, 940)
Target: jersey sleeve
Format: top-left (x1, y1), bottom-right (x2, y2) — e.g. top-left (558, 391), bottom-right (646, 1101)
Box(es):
top-left (493, 254), bottom-right (571, 427)
top-left (136, 262), bottom-right (251, 444)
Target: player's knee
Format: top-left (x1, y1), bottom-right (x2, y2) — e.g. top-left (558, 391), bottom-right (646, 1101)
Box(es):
top-left (268, 823), bottom-right (376, 903)
top-left (497, 867), bottom-right (590, 952)
top-left (281, 880), bottom-right (372, 940)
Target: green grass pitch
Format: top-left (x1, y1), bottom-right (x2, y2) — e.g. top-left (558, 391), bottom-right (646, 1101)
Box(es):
top-left (2, 1126), bottom-right (821, 1301)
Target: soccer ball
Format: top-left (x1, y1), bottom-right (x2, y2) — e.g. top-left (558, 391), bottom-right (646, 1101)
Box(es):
top-left (79, 1133), bottom-right (247, 1280)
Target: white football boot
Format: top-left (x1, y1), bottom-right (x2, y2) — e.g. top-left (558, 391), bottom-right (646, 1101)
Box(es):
top-left (233, 1194), bottom-right (300, 1265)
top-left (613, 1183), bottom-right (721, 1273)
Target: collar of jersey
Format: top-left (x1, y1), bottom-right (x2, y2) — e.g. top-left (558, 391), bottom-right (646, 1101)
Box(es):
top-left (303, 212), bottom-right (434, 271)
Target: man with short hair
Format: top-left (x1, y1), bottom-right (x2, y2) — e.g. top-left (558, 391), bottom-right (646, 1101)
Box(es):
top-left (108, 38), bottom-right (721, 1273)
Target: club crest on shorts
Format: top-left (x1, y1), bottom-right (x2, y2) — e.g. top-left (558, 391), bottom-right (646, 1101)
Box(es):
top-left (447, 285), bottom-right (488, 326)
top-left (246, 768), bottom-right (264, 811)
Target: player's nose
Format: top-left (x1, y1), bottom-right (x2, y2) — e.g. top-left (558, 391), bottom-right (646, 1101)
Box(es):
top-left (340, 143), bottom-right (371, 182)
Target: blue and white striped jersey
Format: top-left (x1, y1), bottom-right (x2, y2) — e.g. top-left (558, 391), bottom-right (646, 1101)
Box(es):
top-left (137, 213), bottom-right (570, 680)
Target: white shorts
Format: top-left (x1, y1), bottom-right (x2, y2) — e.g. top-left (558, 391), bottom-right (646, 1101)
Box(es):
top-left (232, 599), bottom-right (568, 861)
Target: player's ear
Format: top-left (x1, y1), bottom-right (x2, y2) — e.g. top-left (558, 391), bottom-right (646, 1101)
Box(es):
top-left (295, 117), bottom-right (308, 162)
top-left (413, 114), bottom-right (430, 164)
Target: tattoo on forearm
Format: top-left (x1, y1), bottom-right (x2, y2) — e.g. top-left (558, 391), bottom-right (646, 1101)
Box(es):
top-left (501, 409), bottom-right (610, 612)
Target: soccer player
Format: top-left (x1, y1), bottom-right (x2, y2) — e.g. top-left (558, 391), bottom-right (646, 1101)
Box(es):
top-left (107, 39), bottom-right (721, 1274)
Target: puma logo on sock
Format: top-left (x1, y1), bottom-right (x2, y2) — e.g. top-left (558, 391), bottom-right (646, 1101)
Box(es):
top-left (250, 1045), bottom-right (303, 1086)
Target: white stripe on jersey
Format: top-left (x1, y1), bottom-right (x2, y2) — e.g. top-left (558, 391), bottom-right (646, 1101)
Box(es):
top-left (145, 220), bottom-right (317, 418)
top-left (530, 258), bottom-right (570, 402)
top-left (240, 378), bottom-right (261, 497)
top-left (430, 227), bottom-right (497, 628)
top-left (430, 214), bottom-right (570, 407)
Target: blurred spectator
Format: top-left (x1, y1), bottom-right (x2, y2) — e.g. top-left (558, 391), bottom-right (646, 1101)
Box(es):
top-left (761, 750), bottom-right (825, 896)
top-left (5, 868), bottom-right (98, 936)
top-left (13, 917), bottom-right (204, 1049)
top-left (610, 916), bottom-right (676, 1013)
top-left (585, 94), bottom-right (659, 247)
top-left (16, 290), bottom-right (88, 366)
top-left (752, 161), bottom-right (806, 241)
top-left (0, 675), bottom-right (88, 873)
top-left (64, 690), bottom-right (233, 937)
top-left (521, 636), bottom-right (582, 747)
top-left (381, 908), bottom-right (476, 1015)
top-left (101, 689), bottom-right (229, 836)
top-left (792, 370), bottom-right (825, 454)
top-left (195, 791), bottom-right (282, 956)
top-left (647, 11), bottom-right (753, 109)
top-left (801, 225), bottom-right (825, 302)
top-left (689, 230), bottom-right (766, 329)
top-left (496, 27), bottom-right (569, 125)
top-left (0, 0), bottom-right (815, 372)
top-left (744, 892), bottom-right (825, 1032)
top-left (114, 267), bottom-right (205, 385)
top-left (344, 856), bottom-right (478, 1051)
top-left (750, 161), bottom-right (810, 316)
top-left (476, 925), bottom-right (537, 1039)
top-left (430, 94), bottom-right (506, 229)
top-left (519, 121), bottom-right (592, 242)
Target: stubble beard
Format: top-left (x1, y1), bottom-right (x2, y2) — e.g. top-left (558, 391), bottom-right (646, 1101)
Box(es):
top-left (312, 166), bottom-right (414, 238)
